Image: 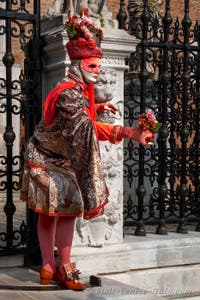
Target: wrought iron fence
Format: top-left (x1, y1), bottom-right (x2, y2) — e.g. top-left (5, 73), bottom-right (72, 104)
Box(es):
top-left (118, 0), bottom-right (200, 235)
top-left (0, 0), bottom-right (41, 263)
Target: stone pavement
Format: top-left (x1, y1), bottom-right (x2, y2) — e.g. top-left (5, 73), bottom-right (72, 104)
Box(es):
top-left (0, 267), bottom-right (167, 300)
top-left (0, 266), bottom-right (199, 300)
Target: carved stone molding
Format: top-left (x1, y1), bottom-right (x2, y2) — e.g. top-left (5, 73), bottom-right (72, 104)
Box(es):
top-left (102, 56), bottom-right (126, 68)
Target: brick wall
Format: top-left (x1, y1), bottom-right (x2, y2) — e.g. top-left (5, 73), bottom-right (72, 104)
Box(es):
top-left (41, 0), bottom-right (53, 16)
top-left (160, 0), bottom-right (200, 23)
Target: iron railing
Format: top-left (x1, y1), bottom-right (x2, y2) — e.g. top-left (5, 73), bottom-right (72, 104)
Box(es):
top-left (0, 0), bottom-right (41, 263)
top-left (118, 0), bottom-right (200, 235)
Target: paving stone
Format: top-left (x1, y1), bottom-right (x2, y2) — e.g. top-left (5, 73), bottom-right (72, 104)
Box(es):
top-left (0, 267), bottom-right (166, 300)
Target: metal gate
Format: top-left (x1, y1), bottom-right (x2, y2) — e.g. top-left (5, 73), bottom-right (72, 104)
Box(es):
top-left (0, 0), bottom-right (42, 264)
top-left (118, 0), bottom-right (200, 235)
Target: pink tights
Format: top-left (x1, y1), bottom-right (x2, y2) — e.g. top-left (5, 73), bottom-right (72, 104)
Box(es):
top-left (37, 214), bottom-right (76, 273)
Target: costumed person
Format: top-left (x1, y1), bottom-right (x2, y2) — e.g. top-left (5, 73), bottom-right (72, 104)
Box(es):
top-left (20, 8), bottom-right (154, 291)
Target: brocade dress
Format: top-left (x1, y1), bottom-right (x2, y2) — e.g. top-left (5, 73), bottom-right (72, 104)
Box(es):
top-left (20, 77), bottom-right (122, 220)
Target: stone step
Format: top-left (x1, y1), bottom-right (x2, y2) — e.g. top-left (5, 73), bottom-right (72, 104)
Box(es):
top-left (0, 256), bottom-right (24, 268)
top-left (102, 264), bottom-right (200, 299)
top-left (168, 291), bottom-right (200, 299)
top-left (71, 232), bottom-right (200, 299)
top-left (71, 231), bottom-right (200, 275)
top-left (0, 231), bottom-right (200, 274)
top-left (1, 232), bottom-right (200, 272)
top-left (0, 267), bottom-right (166, 300)
top-left (1, 232), bottom-right (200, 299)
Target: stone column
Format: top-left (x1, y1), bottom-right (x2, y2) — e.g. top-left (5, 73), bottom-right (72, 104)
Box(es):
top-left (41, 13), bottom-right (138, 246)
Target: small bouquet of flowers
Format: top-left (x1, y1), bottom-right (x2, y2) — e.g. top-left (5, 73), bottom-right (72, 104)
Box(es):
top-left (64, 8), bottom-right (103, 42)
top-left (138, 109), bottom-right (162, 144)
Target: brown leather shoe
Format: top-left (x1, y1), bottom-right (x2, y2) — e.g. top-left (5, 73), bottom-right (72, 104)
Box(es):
top-left (40, 268), bottom-right (57, 285)
top-left (56, 263), bottom-right (86, 291)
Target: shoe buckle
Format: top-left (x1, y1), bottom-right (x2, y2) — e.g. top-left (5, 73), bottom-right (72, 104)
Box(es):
top-left (63, 263), bottom-right (81, 282)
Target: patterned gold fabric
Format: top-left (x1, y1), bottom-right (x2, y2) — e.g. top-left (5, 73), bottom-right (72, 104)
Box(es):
top-left (20, 82), bottom-right (108, 219)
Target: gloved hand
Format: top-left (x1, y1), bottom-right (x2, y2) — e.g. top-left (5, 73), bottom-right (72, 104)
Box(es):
top-left (95, 102), bottom-right (118, 114)
top-left (122, 126), bottom-right (154, 147)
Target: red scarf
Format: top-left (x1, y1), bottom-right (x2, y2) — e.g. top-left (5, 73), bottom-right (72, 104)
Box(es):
top-left (83, 83), bottom-right (96, 121)
top-left (43, 81), bottom-right (75, 127)
top-left (43, 81), bottom-right (96, 127)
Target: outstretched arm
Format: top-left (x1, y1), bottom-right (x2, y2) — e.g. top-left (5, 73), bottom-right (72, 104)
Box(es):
top-left (95, 122), bottom-right (154, 146)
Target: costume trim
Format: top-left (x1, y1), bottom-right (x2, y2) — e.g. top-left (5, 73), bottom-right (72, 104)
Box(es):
top-left (25, 160), bottom-right (47, 170)
top-left (24, 158), bottom-right (77, 179)
top-left (110, 125), bottom-right (123, 144)
top-left (21, 197), bottom-right (109, 220)
top-left (84, 199), bottom-right (109, 220)
top-left (20, 197), bottom-right (82, 217)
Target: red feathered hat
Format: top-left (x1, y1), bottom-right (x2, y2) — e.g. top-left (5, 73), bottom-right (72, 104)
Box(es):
top-left (65, 8), bottom-right (103, 60)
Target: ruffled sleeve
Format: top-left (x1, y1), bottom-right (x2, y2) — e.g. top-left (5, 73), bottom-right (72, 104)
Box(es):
top-left (95, 122), bottom-right (123, 144)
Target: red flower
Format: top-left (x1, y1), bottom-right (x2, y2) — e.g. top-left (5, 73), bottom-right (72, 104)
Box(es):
top-left (146, 109), bottom-right (156, 121)
top-left (80, 8), bottom-right (89, 17)
top-left (77, 37), bottom-right (87, 47)
top-left (69, 15), bottom-right (78, 23)
top-left (88, 40), bottom-right (96, 49)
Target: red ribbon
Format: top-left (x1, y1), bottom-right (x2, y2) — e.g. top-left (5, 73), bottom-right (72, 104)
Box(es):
top-left (84, 83), bottom-right (96, 121)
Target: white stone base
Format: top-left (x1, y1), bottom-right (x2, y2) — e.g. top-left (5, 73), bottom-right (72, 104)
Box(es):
top-left (104, 265), bottom-right (200, 298)
top-left (0, 255), bottom-right (24, 268)
top-left (71, 232), bottom-right (200, 275)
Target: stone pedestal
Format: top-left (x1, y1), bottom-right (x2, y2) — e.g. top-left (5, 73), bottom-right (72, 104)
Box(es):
top-left (41, 15), bottom-right (138, 246)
